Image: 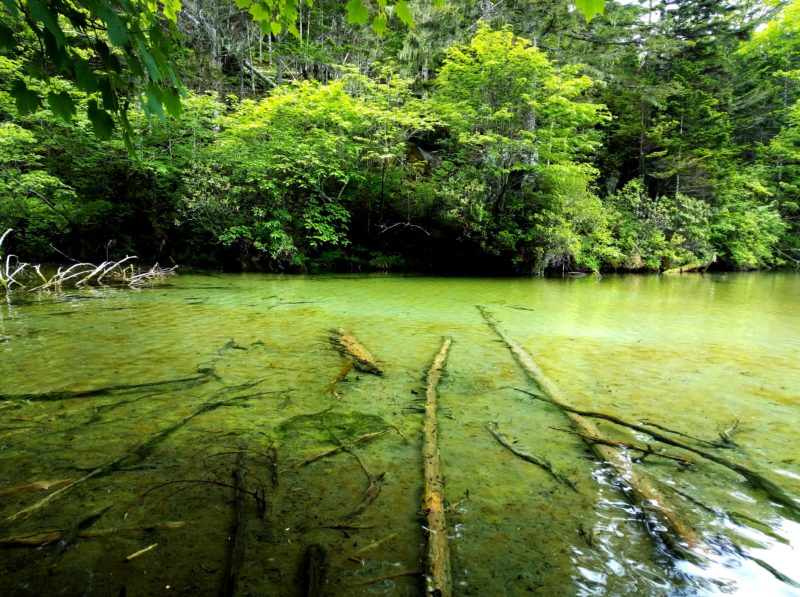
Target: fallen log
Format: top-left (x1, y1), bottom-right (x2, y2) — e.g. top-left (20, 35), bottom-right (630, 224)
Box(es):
top-left (513, 388), bottom-right (800, 519)
top-left (422, 338), bottom-right (453, 597)
top-left (478, 307), bottom-right (704, 555)
top-left (485, 422), bottom-right (578, 491)
top-left (331, 329), bottom-right (384, 375)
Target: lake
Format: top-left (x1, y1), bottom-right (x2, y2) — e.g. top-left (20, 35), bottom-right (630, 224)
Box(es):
top-left (1, 272), bottom-right (798, 595)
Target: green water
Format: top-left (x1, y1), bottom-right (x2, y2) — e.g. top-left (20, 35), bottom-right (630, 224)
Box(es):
top-left (0, 272), bottom-right (798, 596)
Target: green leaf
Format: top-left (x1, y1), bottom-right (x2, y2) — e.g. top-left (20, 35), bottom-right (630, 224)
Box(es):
top-left (47, 91), bottom-right (76, 121)
top-left (233, 0), bottom-right (252, 8)
top-left (162, 0), bottom-right (181, 22)
top-left (42, 29), bottom-right (70, 71)
top-left (27, 0), bottom-right (66, 46)
top-left (97, 77), bottom-right (118, 111)
top-left (163, 86), bottom-right (182, 117)
top-left (394, 0), bottom-right (414, 28)
top-left (0, 22), bottom-right (15, 50)
top-left (11, 80), bottom-right (41, 115)
top-left (270, 21), bottom-right (282, 36)
top-left (87, 99), bottom-right (115, 139)
top-left (2, 0), bottom-right (19, 18)
top-left (95, 40), bottom-right (122, 73)
top-left (372, 12), bottom-right (387, 36)
top-left (346, 0), bottom-right (369, 25)
top-left (144, 85), bottom-right (167, 123)
top-left (249, 2), bottom-right (270, 22)
top-left (575, 0), bottom-right (604, 21)
top-left (137, 40), bottom-right (162, 81)
top-left (73, 59), bottom-right (98, 92)
top-left (98, 6), bottom-right (128, 48)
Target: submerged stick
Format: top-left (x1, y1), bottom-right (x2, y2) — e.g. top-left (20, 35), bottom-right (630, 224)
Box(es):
top-left (8, 396), bottom-right (247, 521)
top-left (0, 521), bottom-right (186, 546)
top-left (478, 307), bottom-right (704, 555)
top-left (125, 543), bottom-right (158, 561)
top-left (422, 337), bottom-right (453, 597)
top-left (300, 430), bottom-right (389, 466)
top-left (0, 372), bottom-right (212, 402)
top-left (331, 329), bottom-right (384, 375)
top-left (486, 422), bottom-right (578, 491)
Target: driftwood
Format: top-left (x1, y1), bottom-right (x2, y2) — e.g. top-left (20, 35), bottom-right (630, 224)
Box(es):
top-left (219, 452), bottom-right (248, 597)
top-left (302, 544), bottom-right (327, 597)
top-left (331, 329), bottom-right (384, 375)
top-left (422, 337), bottom-right (453, 597)
top-left (478, 307), bottom-right (704, 555)
top-left (485, 422), bottom-right (578, 491)
top-left (513, 388), bottom-right (800, 519)
top-left (8, 396), bottom-right (248, 521)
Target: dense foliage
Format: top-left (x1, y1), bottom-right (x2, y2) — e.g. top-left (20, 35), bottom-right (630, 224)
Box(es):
top-left (1, 0), bottom-right (798, 273)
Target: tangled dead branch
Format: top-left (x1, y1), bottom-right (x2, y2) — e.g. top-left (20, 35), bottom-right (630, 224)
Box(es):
top-left (0, 229), bottom-right (176, 294)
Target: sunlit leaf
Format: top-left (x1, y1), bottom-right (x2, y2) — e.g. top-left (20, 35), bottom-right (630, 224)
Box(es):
top-left (372, 13), bottom-right (387, 36)
top-left (346, 0), bottom-right (369, 25)
top-left (394, 0), bottom-right (414, 28)
top-left (575, 0), bottom-right (604, 21)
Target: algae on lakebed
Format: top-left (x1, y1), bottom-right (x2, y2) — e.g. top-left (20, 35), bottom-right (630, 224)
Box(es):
top-left (0, 272), bottom-right (798, 596)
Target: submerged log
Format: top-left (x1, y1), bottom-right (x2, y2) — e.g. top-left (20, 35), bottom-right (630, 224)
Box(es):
top-left (478, 307), bottom-right (704, 555)
top-left (331, 329), bottom-right (384, 375)
top-left (422, 338), bottom-right (453, 597)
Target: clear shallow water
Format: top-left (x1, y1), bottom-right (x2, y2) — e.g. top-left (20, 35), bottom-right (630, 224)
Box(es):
top-left (0, 272), bottom-right (798, 595)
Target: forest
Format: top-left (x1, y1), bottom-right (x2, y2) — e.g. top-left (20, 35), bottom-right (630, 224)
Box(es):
top-left (1, 0), bottom-right (799, 274)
